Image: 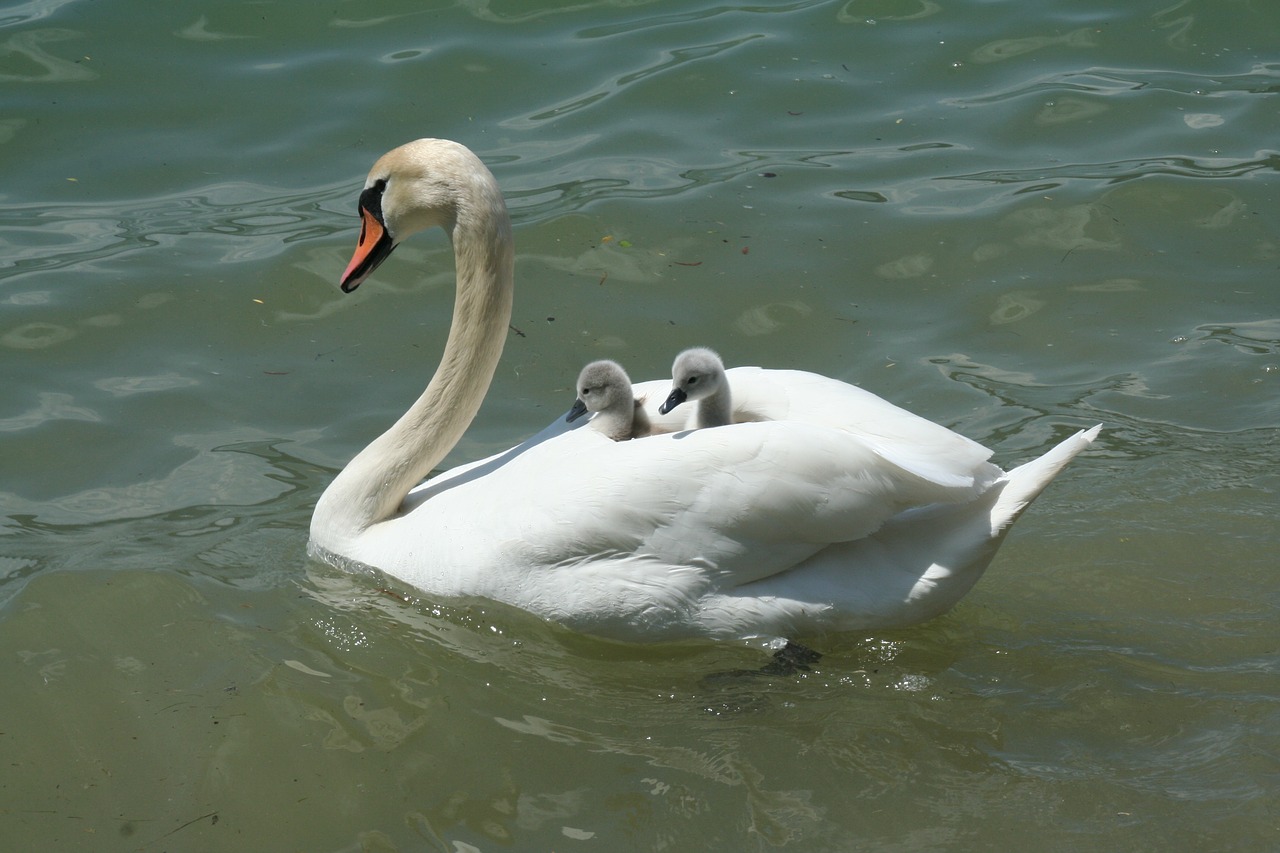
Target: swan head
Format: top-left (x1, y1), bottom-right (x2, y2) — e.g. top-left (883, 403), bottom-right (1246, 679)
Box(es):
top-left (340, 138), bottom-right (506, 292)
top-left (567, 360), bottom-right (635, 425)
top-left (659, 347), bottom-right (727, 415)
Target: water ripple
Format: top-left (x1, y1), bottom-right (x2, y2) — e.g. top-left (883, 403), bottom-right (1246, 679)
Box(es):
top-left (944, 152), bottom-right (1279, 190)
top-left (0, 0), bottom-right (81, 30)
top-left (597, 0), bottom-right (827, 35)
top-left (0, 180), bottom-right (353, 283)
top-left (0, 438), bottom-right (325, 606)
top-left (0, 27), bottom-right (94, 82)
top-left (505, 147), bottom-right (860, 221)
top-left (969, 26), bottom-right (1099, 64)
top-left (947, 63), bottom-right (1280, 107)
top-left (1189, 319), bottom-right (1280, 356)
top-left (836, 0), bottom-right (941, 24)
top-left (504, 33), bottom-right (763, 129)
top-left (458, 0), bottom-right (822, 28)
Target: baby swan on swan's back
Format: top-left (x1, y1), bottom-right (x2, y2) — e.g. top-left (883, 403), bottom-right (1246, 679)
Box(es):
top-left (659, 347), bottom-right (732, 428)
top-left (567, 359), bottom-right (650, 441)
top-left (308, 137), bottom-right (1102, 644)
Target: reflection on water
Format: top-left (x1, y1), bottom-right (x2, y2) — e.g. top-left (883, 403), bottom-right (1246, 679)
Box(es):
top-left (1, 0), bottom-right (1277, 848)
top-left (0, 182), bottom-right (353, 284)
top-left (0, 28), bottom-right (96, 83)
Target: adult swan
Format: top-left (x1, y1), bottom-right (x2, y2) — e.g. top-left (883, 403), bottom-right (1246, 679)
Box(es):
top-left (309, 138), bottom-right (1099, 642)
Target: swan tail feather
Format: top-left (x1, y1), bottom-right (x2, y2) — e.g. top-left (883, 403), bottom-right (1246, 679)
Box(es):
top-left (990, 424), bottom-right (1101, 536)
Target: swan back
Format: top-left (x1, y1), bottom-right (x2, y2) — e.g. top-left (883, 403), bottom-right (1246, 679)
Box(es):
top-left (659, 347), bottom-right (732, 428)
top-left (312, 137), bottom-right (1101, 644)
top-left (567, 360), bottom-right (650, 441)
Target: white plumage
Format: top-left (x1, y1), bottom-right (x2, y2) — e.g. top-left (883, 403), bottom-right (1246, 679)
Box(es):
top-left (308, 138), bottom-right (1099, 642)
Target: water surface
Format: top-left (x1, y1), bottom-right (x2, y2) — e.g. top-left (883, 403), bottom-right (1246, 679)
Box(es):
top-left (1, 0), bottom-right (1277, 849)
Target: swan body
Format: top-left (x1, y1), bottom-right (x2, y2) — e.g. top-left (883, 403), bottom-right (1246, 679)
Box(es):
top-left (309, 138), bottom-right (1100, 642)
top-left (660, 347), bottom-right (733, 428)
top-left (567, 360), bottom-right (650, 441)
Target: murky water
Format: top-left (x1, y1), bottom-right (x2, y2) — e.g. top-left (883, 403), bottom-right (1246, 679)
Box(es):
top-left (2, 0), bottom-right (1277, 850)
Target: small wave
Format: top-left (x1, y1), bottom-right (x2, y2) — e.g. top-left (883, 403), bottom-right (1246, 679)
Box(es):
top-left (946, 63), bottom-right (1280, 108)
top-left (943, 152), bottom-right (1279, 189)
top-left (0, 180), bottom-right (354, 284)
top-left (503, 33), bottom-right (763, 129)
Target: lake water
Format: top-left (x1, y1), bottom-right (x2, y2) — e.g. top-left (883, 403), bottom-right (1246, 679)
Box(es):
top-left (1, 0), bottom-right (1277, 850)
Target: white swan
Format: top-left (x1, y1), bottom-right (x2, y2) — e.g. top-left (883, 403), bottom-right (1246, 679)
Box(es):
top-left (659, 346), bottom-right (733, 428)
top-left (567, 360), bottom-right (650, 441)
top-left (309, 138), bottom-right (1100, 643)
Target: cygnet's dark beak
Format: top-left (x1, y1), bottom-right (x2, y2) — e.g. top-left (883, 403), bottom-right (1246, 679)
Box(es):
top-left (658, 387), bottom-right (687, 416)
top-left (566, 398), bottom-right (589, 423)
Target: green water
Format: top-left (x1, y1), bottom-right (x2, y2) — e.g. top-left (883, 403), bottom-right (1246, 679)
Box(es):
top-left (2, 0), bottom-right (1277, 849)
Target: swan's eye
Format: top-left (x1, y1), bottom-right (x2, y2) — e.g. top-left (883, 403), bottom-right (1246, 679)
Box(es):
top-left (688, 376), bottom-right (699, 385)
top-left (358, 179), bottom-right (389, 221)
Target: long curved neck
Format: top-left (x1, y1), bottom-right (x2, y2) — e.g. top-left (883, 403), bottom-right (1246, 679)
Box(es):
top-left (313, 188), bottom-right (514, 545)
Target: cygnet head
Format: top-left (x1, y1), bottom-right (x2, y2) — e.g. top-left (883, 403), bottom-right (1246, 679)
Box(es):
top-left (659, 347), bottom-right (731, 427)
top-left (567, 360), bottom-right (646, 441)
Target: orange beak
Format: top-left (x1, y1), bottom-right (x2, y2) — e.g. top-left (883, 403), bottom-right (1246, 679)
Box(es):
top-left (340, 205), bottom-right (396, 293)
